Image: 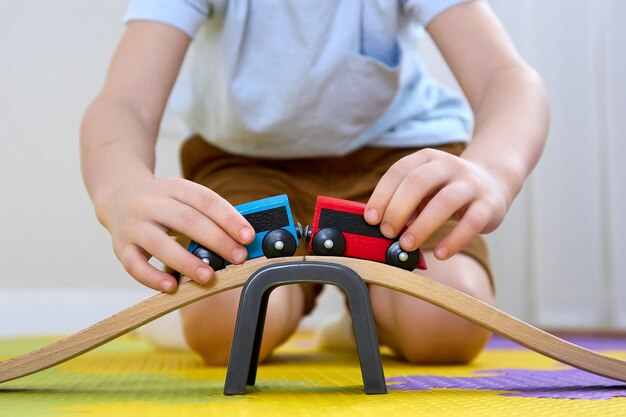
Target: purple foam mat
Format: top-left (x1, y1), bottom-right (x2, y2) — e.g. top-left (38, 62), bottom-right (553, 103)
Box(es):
top-left (386, 334), bottom-right (626, 400)
top-left (486, 333), bottom-right (626, 351)
top-left (387, 368), bottom-right (626, 400)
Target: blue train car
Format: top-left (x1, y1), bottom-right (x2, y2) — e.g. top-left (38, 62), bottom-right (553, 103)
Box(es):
top-left (188, 194), bottom-right (302, 270)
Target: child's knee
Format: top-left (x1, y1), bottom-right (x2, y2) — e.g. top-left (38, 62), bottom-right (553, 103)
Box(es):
top-left (398, 313), bottom-right (492, 364)
top-left (372, 290), bottom-right (492, 364)
top-left (370, 251), bottom-right (494, 364)
top-left (181, 285), bottom-right (305, 366)
top-left (184, 326), bottom-right (233, 366)
top-left (179, 289), bottom-right (240, 365)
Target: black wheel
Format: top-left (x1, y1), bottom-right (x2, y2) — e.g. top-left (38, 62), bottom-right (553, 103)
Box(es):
top-left (262, 229), bottom-right (297, 258)
top-left (385, 241), bottom-right (420, 271)
top-left (191, 245), bottom-right (225, 271)
top-left (311, 228), bottom-right (346, 256)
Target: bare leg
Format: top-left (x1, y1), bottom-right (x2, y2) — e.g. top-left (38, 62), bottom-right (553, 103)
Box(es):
top-left (180, 284), bottom-right (305, 366)
top-left (369, 251), bottom-right (494, 364)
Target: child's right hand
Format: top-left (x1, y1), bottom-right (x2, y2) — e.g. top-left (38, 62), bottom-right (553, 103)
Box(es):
top-left (97, 176), bottom-right (255, 293)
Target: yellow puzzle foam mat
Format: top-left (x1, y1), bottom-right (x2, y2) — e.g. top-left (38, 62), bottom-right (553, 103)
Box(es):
top-left (1, 332), bottom-right (625, 417)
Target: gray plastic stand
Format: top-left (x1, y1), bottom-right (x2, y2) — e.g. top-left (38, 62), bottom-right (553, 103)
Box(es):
top-left (224, 261), bottom-right (387, 395)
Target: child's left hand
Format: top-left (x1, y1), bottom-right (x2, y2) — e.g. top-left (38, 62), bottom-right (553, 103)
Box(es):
top-left (364, 148), bottom-right (508, 260)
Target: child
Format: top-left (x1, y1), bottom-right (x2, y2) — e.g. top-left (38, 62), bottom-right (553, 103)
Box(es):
top-left (80, 0), bottom-right (548, 365)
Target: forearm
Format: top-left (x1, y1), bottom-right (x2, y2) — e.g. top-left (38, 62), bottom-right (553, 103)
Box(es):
top-left (425, 2), bottom-right (549, 209)
top-left (76, 21), bottom-right (255, 292)
top-left (79, 91), bottom-right (254, 291)
top-left (80, 21), bottom-right (191, 228)
top-left (460, 64), bottom-right (549, 208)
top-left (80, 93), bottom-right (158, 225)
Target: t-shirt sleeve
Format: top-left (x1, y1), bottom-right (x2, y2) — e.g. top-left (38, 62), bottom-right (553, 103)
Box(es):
top-left (404, 0), bottom-right (474, 26)
top-left (123, 0), bottom-right (211, 38)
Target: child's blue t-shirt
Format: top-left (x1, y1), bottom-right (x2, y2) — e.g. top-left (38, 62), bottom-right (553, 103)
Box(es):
top-left (125, 0), bottom-right (474, 158)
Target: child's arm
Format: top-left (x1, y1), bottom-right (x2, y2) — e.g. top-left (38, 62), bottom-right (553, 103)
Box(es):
top-left (80, 22), bottom-right (254, 293)
top-left (365, 1), bottom-right (549, 259)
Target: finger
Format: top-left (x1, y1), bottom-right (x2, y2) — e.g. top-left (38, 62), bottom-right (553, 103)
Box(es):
top-left (380, 160), bottom-right (453, 238)
top-left (364, 151), bottom-right (432, 225)
top-left (134, 224), bottom-right (218, 285)
top-left (148, 200), bottom-right (248, 264)
top-left (399, 182), bottom-right (474, 251)
top-left (434, 202), bottom-right (491, 260)
top-left (118, 245), bottom-right (179, 293)
top-left (171, 180), bottom-right (255, 244)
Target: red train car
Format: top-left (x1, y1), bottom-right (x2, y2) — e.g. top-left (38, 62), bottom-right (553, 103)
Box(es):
top-left (305, 196), bottom-right (427, 271)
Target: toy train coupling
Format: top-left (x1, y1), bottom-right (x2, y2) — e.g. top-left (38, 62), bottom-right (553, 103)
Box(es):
top-left (303, 224), bottom-right (312, 242)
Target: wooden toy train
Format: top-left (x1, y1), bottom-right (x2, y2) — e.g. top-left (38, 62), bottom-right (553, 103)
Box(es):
top-left (188, 195), bottom-right (426, 271)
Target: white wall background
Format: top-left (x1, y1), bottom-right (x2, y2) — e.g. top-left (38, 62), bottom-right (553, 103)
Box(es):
top-left (0, 0), bottom-right (624, 338)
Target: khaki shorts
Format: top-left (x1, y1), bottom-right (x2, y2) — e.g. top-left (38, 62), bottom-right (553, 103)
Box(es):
top-left (179, 135), bottom-right (492, 315)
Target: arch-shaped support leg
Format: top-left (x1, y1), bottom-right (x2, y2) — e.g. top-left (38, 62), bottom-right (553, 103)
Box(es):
top-left (224, 261), bottom-right (386, 395)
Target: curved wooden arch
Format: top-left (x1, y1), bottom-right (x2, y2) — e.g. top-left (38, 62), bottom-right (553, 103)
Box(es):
top-left (1, 256), bottom-right (625, 385)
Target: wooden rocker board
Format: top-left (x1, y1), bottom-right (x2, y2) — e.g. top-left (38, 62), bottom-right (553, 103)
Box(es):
top-left (1, 256), bottom-right (625, 386)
